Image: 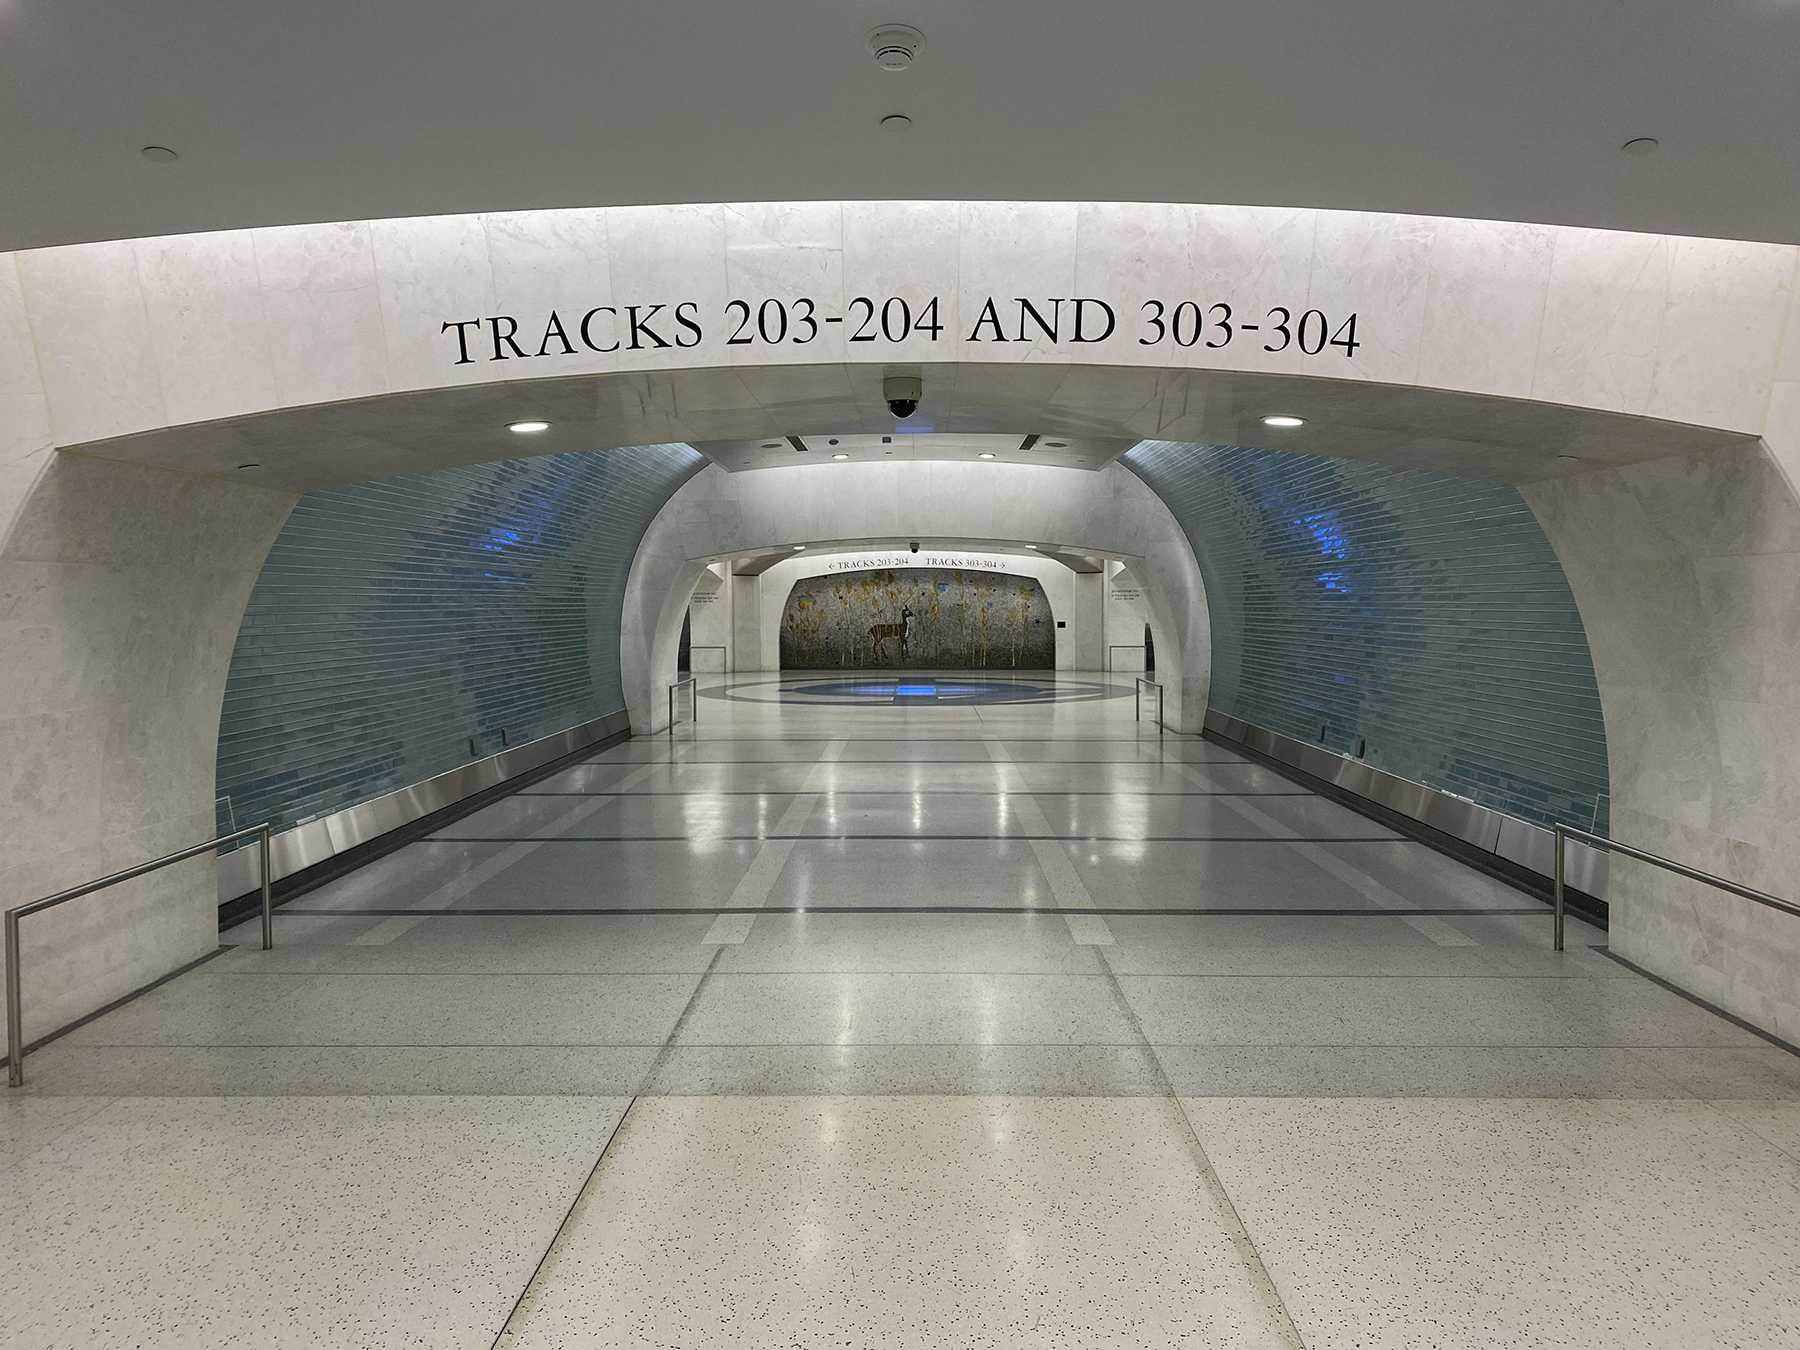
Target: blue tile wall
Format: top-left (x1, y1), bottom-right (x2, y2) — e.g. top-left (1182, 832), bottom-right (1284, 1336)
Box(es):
top-left (216, 444), bottom-right (705, 838)
top-left (1124, 441), bottom-right (1609, 833)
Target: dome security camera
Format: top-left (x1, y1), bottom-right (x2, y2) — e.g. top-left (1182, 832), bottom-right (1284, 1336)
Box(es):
top-left (909, 541), bottom-right (920, 554)
top-left (883, 375), bottom-right (921, 419)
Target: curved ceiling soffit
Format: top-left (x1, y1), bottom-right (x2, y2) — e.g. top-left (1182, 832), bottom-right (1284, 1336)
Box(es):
top-left (615, 460), bottom-right (1212, 734)
top-left (8, 201), bottom-right (1788, 495)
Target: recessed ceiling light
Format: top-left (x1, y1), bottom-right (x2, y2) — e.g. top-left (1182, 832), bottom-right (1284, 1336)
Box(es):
top-left (880, 114), bottom-right (913, 132)
top-left (1024, 543), bottom-right (1038, 549)
top-left (1045, 441), bottom-right (1067, 448)
top-left (793, 544), bottom-right (807, 551)
top-left (978, 452), bottom-right (996, 459)
top-left (832, 453), bottom-right (850, 460)
top-left (236, 462), bottom-right (260, 470)
top-left (1621, 137), bottom-right (1659, 156)
top-left (508, 420), bottom-right (550, 433)
top-left (1557, 454), bottom-right (1583, 464)
top-left (762, 441), bottom-right (782, 449)
top-left (1262, 415), bottom-right (1305, 428)
top-left (140, 146), bottom-right (178, 163)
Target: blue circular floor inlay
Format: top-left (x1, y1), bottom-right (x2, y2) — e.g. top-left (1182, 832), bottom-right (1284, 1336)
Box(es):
top-left (705, 673), bottom-right (1131, 705)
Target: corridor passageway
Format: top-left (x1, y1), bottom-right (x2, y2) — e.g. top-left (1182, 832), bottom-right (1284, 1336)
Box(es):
top-left (5, 674), bottom-right (1797, 1347)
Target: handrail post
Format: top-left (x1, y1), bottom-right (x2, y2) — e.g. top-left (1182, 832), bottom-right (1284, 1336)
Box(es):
top-left (669, 675), bottom-right (697, 733)
top-left (259, 824), bottom-right (274, 952)
top-left (1553, 823), bottom-right (1566, 953)
top-left (5, 907), bottom-right (22, 1088)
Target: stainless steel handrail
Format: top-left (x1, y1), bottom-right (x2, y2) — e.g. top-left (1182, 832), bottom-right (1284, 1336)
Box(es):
top-left (1552, 822), bottom-right (1800, 952)
top-left (1134, 676), bottom-right (1164, 735)
top-left (6, 823), bottom-right (274, 1087)
top-left (686, 644), bottom-right (728, 673)
top-left (668, 675), bottom-right (699, 733)
top-left (1107, 643), bottom-right (1146, 672)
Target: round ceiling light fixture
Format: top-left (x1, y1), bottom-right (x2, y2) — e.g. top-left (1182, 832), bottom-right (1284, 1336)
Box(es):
top-left (792, 544), bottom-right (807, 551)
top-left (762, 441), bottom-right (782, 449)
top-left (1262, 414), bottom-right (1306, 428)
top-left (867, 25), bottom-right (925, 71)
top-left (1621, 137), bottom-right (1659, 156)
top-left (236, 462), bottom-right (260, 470)
top-left (1557, 454), bottom-right (1583, 464)
top-left (833, 453), bottom-right (850, 460)
top-left (508, 420), bottom-right (551, 433)
top-left (140, 145), bottom-right (178, 163)
top-left (977, 452), bottom-right (996, 459)
top-left (1045, 440), bottom-right (1067, 448)
top-left (1024, 543), bottom-right (1038, 549)
top-left (880, 114), bottom-right (912, 132)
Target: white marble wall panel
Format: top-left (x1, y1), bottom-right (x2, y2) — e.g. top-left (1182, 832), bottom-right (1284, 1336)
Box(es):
top-left (1303, 210), bottom-right (1434, 386)
top-left (133, 230), bottom-right (280, 426)
top-left (5, 202), bottom-right (1798, 454)
top-left (954, 201), bottom-right (1079, 364)
top-left (1532, 227), bottom-right (1671, 416)
top-left (1183, 204), bottom-right (1317, 377)
top-left (372, 213), bottom-right (495, 391)
top-left (1766, 285), bottom-right (1800, 491)
top-left (841, 201), bottom-right (962, 368)
top-left (1417, 217), bottom-right (1555, 399)
top-left (723, 201), bottom-right (845, 367)
top-left (1072, 202), bottom-right (1195, 371)
top-left (0, 454), bottom-right (293, 1040)
top-left (14, 241), bottom-right (166, 445)
top-left (483, 208), bottom-right (616, 378)
top-left (1647, 237), bottom-right (1796, 433)
top-left (606, 203), bottom-right (728, 374)
top-left (253, 221), bottom-right (391, 409)
top-left (685, 562), bottom-right (733, 671)
top-left (0, 256), bottom-right (53, 546)
top-left (617, 459), bottom-right (1211, 737)
top-left (1525, 440), bottom-right (1800, 1041)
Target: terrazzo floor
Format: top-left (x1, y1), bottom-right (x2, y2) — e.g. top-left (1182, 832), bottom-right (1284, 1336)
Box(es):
top-left (5, 671), bottom-right (1799, 1347)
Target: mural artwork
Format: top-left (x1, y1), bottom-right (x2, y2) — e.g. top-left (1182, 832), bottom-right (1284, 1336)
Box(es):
top-left (780, 567), bottom-right (1055, 669)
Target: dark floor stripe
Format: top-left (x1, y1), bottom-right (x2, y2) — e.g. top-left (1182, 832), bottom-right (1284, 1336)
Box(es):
top-left (417, 833), bottom-right (1406, 844)
top-left (277, 904), bottom-right (1546, 918)
top-left (512, 789), bottom-right (1312, 798)
top-left (559, 757), bottom-right (1259, 766)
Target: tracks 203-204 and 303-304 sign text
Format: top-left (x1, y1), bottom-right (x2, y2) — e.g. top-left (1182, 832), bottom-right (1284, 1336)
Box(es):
top-left (440, 295), bottom-right (1362, 364)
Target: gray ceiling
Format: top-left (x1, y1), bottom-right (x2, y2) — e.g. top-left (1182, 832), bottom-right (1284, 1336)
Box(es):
top-left (2, 1), bottom-right (1795, 252)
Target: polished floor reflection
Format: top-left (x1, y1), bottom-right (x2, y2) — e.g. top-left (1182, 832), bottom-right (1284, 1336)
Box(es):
top-left (5, 673), bottom-right (1799, 1347)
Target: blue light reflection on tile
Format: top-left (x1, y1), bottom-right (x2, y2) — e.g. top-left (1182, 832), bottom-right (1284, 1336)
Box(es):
top-left (215, 444), bottom-right (705, 837)
top-left (1124, 440), bottom-right (1609, 833)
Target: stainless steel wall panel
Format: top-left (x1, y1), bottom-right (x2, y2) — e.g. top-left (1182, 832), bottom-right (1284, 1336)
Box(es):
top-left (1205, 709), bottom-right (1608, 898)
top-left (217, 710), bottom-right (630, 901)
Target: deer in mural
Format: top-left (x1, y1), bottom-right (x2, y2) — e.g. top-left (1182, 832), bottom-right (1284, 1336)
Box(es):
top-left (868, 606), bottom-right (914, 663)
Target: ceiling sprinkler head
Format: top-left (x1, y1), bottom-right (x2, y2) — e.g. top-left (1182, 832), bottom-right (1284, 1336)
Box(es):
top-left (868, 25), bottom-right (926, 71)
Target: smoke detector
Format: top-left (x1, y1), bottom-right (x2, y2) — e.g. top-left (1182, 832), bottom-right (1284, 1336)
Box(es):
top-left (867, 25), bottom-right (925, 71)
